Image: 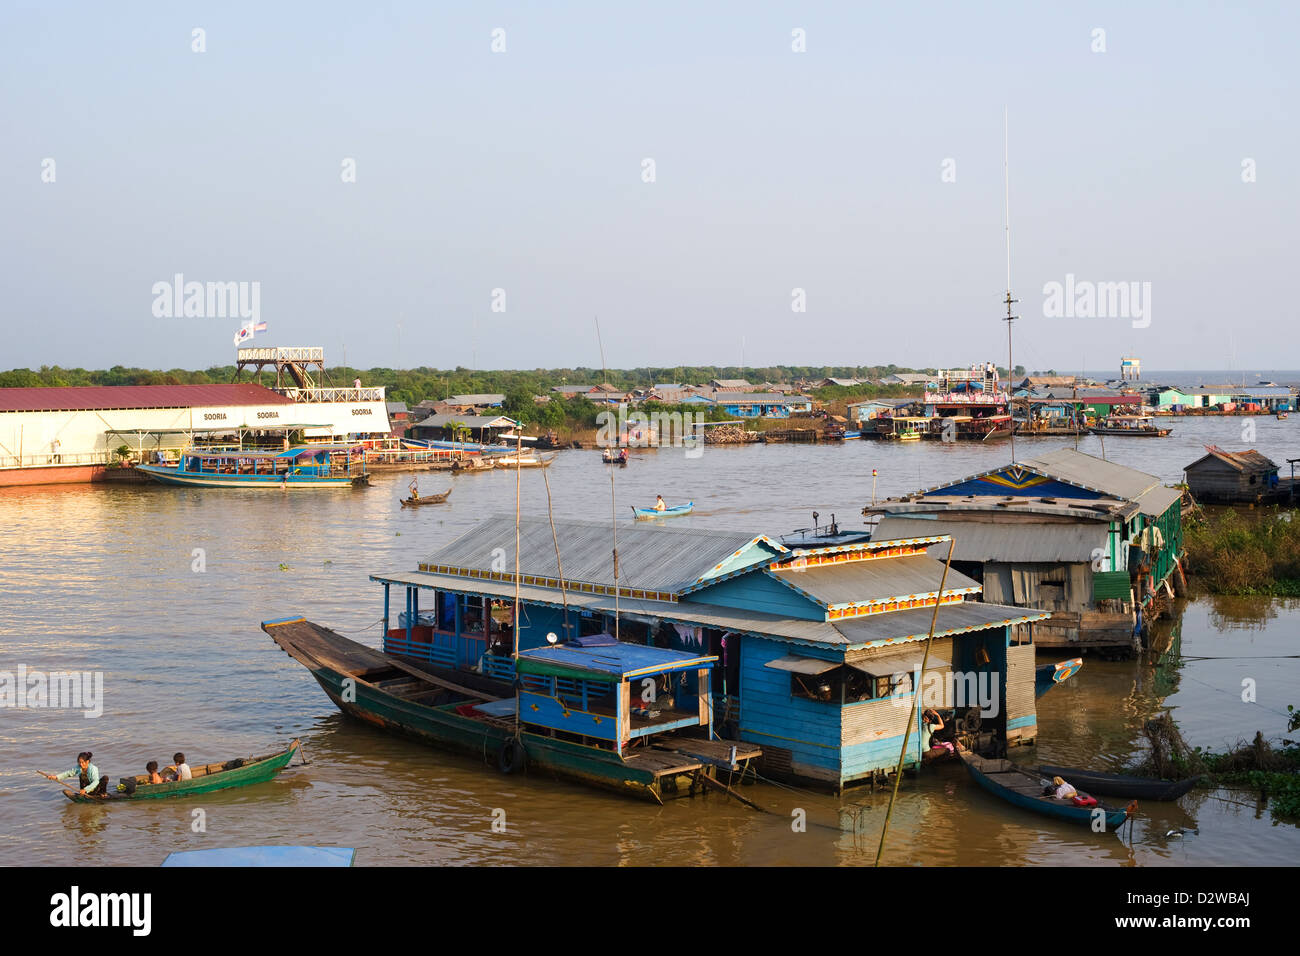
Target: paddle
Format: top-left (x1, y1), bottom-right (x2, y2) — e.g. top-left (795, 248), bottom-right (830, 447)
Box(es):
top-left (36, 771), bottom-right (103, 799)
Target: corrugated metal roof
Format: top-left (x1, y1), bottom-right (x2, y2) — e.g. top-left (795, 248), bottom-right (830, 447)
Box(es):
top-left (0, 383), bottom-right (293, 413)
top-left (420, 517), bottom-right (782, 595)
top-left (1020, 448), bottom-right (1159, 500)
top-left (1135, 484), bottom-right (1183, 517)
top-left (847, 647), bottom-right (950, 676)
top-left (769, 555), bottom-right (980, 607)
top-left (447, 394), bottom-right (505, 405)
top-left (411, 413), bottom-right (518, 429)
top-left (872, 517), bottom-right (1108, 563)
top-left (834, 602), bottom-right (1051, 648)
top-left (1189, 446), bottom-right (1277, 473)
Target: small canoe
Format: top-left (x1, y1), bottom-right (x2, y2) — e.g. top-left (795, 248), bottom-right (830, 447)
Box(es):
top-left (632, 501), bottom-right (694, 520)
top-left (1036, 765), bottom-right (1201, 801)
top-left (959, 751), bottom-right (1133, 830)
top-left (400, 488), bottom-right (452, 507)
top-left (64, 739), bottom-right (301, 802)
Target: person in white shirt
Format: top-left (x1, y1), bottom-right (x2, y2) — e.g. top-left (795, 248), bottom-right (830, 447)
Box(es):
top-left (164, 752), bottom-right (192, 781)
top-left (654, 495), bottom-right (667, 512)
top-left (1051, 775), bottom-right (1077, 799)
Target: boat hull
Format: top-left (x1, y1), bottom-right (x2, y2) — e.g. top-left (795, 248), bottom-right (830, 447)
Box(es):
top-left (1036, 765), bottom-right (1199, 801)
top-left (960, 752), bottom-right (1131, 830)
top-left (633, 501), bottom-right (694, 519)
top-left (64, 740), bottom-right (300, 802)
top-left (134, 463), bottom-right (360, 488)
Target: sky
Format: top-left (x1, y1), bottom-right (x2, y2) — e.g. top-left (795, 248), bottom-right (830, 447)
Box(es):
top-left (2, 2), bottom-right (1296, 374)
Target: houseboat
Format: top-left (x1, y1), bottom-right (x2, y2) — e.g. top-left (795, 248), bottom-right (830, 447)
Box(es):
top-left (866, 449), bottom-right (1184, 655)
top-left (870, 365), bottom-right (1012, 440)
top-left (267, 516), bottom-right (1052, 792)
top-left (135, 444), bottom-right (369, 488)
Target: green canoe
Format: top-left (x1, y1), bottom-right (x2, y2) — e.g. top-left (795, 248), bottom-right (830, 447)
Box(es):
top-left (63, 739), bottom-right (301, 803)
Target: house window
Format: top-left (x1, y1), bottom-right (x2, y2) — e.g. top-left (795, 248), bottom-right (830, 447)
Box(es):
top-left (791, 670), bottom-right (840, 703)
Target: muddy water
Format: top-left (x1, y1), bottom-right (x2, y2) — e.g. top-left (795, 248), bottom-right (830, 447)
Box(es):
top-left (2, 423), bottom-right (1296, 865)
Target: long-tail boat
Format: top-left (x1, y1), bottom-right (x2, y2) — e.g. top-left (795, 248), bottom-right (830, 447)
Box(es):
top-left (1090, 415), bottom-right (1171, 437)
top-left (135, 445), bottom-right (369, 488)
top-left (64, 739), bottom-right (301, 802)
top-left (958, 750), bottom-right (1134, 830)
top-left (262, 617), bottom-right (758, 804)
top-left (1035, 764), bottom-right (1200, 801)
top-left (1035, 658), bottom-right (1082, 697)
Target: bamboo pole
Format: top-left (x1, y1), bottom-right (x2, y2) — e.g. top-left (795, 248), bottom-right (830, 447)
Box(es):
top-left (874, 537), bottom-right (955, 868)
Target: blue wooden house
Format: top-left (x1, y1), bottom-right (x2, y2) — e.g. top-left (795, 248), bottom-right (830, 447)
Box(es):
top-left (370, 517), bottom-right (1047, 791)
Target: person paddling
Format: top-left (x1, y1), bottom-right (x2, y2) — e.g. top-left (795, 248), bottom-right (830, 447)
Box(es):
top-left (44, 751), bottom-right (108, 797)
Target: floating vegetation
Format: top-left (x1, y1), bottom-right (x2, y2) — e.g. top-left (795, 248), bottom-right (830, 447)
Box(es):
top-left (1182, 508), bottom-right (1300, 595)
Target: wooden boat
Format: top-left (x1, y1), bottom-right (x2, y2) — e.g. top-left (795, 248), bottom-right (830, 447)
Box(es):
top-left (958, 751), bottom-right (1134, 830)
top-left (602, 448), bottom-right (629, 465)
top-left (64, 739), bottom-right (301, 802)
top-left (136, 445), bottom-right (369, 488)
top-left (492, 454), bottom-right (555, 469)
top-left (1036, 765), bottom-right (1200, 801)
top-left (1090, 415), bottom-right (1171, 437)
top-left (400, 488), bottom-right (452, 507)
top-left (632, 501), bottom-right (694, 519)
top-left (1035, 658), bottom-right (1082, 697)
top-left (262, 617), bottom-right (757, 804)
top-left (1277, 412), bottom-right (1288, 421)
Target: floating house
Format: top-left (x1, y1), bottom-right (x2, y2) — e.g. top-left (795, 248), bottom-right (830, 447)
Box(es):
top-left (1184, 446), bottom-right (1284, 504)
top-left (712, 393), bottom-right (796, 418)
top-left (370, 517), bottom-right (1049, 790)
top-left (407, 413), bottom-right (520, 444)
top-left (866, 449), bottom-right (1183, 654)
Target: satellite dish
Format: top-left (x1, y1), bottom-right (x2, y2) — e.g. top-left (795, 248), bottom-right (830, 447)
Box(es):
top-left (546, 632), bottom-right (559, 645)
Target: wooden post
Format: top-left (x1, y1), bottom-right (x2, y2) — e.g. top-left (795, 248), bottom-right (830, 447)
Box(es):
top-left (617, 681), bottom-right (631, 756)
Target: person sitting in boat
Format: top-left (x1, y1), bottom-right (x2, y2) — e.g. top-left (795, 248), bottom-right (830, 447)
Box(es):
top-left (1049, 775), bottom-right (1078, 799)
top-left (654, 495), bottom-right (667, 512)
top-left (163, 753), bottom-right (192, 782)
top-left (146, 760), bottom-right (164, 785)
top-left (45, 751), bottom-right (108, 796)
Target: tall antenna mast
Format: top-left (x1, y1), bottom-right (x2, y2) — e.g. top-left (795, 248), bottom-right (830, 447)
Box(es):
top-left (595, 316), bottom-right (608, 386)
top-left (1003, 107), bottom-right (1018, 463)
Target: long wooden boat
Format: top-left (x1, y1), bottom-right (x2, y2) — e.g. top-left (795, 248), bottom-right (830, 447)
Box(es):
top-left (959, 751), bottom-right (1134, 830)
top-left (64, 739), bottom-right (301, 802)
top-left (632, 501), bottom-right (694, 519)
top-left (1036, 764), bottom-right (1200, 801)
top-left (136, 445), bottom-right (369, 488)
top-left (1090, 416), bottom-right (1171, 437)
top-left (262, 617), bottom-right (757, 804)
top-left (400, 488), bottom-right (452, 507)
top-left (162, 845), bottom-right (355, 867)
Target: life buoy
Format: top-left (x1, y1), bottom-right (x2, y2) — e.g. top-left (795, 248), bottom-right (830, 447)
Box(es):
top-left (497, 739), bottom-right (526, 774)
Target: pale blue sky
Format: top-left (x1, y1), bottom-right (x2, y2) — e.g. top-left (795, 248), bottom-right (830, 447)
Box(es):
top-left (2, 2), bottom-right (1296, 372)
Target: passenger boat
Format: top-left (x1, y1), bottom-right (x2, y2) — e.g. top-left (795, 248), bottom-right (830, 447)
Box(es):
top-left (1035, 765), bottom-right (1200, 801)
top-left (632, 501), bottom-right (694, 519)
top-left (491, 453), bottom-right (555, 469)
top-left (1035, 658), bottom-right (1083, 697)
top-left (602, 447), bottom-right (629, 465)
top-left (898, 428), bottom-right (922, 442)
top-left (262, 617), bottom-right (759, 804)
top-left (1090, 415), bottom-right (1172, 437)
top-left (958, 751), bottom-right (1134, 830)
top-left (135, 445), bottom-right (369, 488)
top-left (400, 489), bottom-right (452, 504)
top-left (64, 739), bottom-right (301, 802)
top-left (1278, 412), bottom-right (1289, 421)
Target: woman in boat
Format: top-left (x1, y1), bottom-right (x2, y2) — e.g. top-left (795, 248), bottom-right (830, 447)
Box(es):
top-left (654, 494), bottom-right (667, 512)
top-left (45, 751), bottom-right (108, 797)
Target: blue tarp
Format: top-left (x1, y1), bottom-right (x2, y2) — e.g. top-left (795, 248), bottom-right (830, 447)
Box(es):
top-left (161, 846), bottom-right (356, 867)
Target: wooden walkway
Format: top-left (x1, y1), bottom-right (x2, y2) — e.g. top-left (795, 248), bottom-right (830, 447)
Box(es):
top-left (654, 735), bottom-right (762, 770)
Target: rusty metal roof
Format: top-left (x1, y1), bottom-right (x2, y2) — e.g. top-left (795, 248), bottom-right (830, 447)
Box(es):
top-left (0, 383), bottom-right (292, 412)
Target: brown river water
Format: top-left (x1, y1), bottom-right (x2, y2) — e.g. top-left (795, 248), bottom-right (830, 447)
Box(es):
top-left (2, 417), bottom-right (1297, 866)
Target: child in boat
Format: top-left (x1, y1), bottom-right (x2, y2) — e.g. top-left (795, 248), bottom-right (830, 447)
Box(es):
top-left (146, 761), bottom-right (164, 785)
top-left (654, 495), bottom-right (667, 511)
top-left (1050, 775), bottom-right (1078, 799)
top-left (163, 753), bottom-right (192, 782)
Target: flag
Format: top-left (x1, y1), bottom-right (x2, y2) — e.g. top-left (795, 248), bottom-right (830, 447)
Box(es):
top-left (233, 320), bottom-right (267, 346)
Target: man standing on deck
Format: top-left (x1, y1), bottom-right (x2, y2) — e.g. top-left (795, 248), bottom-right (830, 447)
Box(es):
top-left (51, 438), bottom-right (61, 463)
